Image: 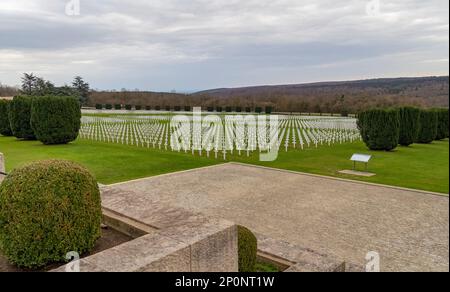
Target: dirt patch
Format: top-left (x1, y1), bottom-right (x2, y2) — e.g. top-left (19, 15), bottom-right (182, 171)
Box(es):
top-left (0, 226), bottom-right (133, 272)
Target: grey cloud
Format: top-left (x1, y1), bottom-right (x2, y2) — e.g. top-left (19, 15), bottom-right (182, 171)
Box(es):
top-left (0, 0), bottom-right (448, 91)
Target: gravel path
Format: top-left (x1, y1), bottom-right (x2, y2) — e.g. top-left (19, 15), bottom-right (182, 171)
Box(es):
top-left (109, 163), bottom-right (449, 272)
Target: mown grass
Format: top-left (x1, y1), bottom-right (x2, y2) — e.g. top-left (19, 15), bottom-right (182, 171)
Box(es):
top-left (0, 136), bottom-right (448, 193)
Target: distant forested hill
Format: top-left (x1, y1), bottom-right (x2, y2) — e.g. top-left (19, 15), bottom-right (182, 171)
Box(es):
top-left (89, 76), bottom-right (448, 113)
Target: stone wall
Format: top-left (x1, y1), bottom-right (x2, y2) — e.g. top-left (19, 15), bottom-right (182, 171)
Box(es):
top-left (52, 187), bottom-right (238, 272)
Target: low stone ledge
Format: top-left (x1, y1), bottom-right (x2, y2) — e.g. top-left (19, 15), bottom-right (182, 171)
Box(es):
top-left (52, 187), bottom-right (238, 272)
top-left (256, 234), bottom-right (360, 272)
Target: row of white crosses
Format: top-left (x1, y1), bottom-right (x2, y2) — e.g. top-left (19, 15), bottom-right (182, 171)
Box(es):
top-left (79, 114), bottom-right (361, 158)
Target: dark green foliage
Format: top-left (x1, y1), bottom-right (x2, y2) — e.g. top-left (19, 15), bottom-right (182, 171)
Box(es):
top-left (114, 104), bottom-right (122, 110)
top-left (236, 107), bottom-right (242, 113)
top-left (0, 160), bottom-right (102, 268)
top-left (95, 104), bottom-right (103, 110)
top-left (207, 107), bottom-right (214, 112)
top-left (245, 107), bottom-right (251, 113)
top-left (357, 108), bottom-right (400, 151)
top-left (72, 76), bottom-right (90, 106)
top-left (226, 107), bottom-right (232, 112)
top-left (174, 106), bottom-right (181, 111)
top-left (146, 106), bottom-right (152, 111)
top-left (398, 107), bottom-right (420, 146)
top-left (216, 107), bottom-right (223, 112)
top-left (105, 104), bottom-right (113, 110)
top-left (125, 104), bottom-right (132, 110)
top-left (237, 226), bottom-right (257, 272)
top-left (165, 106), bottom-right (171, 111)
top-left (184, 106), bottom-right (191, 112)
top-left (155, 106), bottom-right (161, 111)
top-left (0, 100), bottom-right (13, 136)
top-left (8, 96), bottom-right (36, 140)
top-left (135, 105), bottom-right (142, 110)
top-left (255, 107), bottom-right (262, 114)
top-left (30, 96), bottom-right (81, 145)
top-left (435, 108), bottom-right (449, 140)
top-left (265, 107), bottom-right (273, 114)
top-left (416, 109), bottom-right (438, 143)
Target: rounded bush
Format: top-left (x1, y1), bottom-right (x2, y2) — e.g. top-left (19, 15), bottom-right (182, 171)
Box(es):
top-left (105, 104), bottom-right (113, 110)
top-left (398, 107), bottom-right (420, 146)
top-left (0, 100), bottom-right (13, 136)
top-left (135, 105), bottom-right (142, 110)
top-left (8, 96), bottom-right (36, 140)
top-left (357, 108), bottom-right (400, 151)
top-left (0, 160), bottom-right (102, 268)
top-left (95, 104), bottom-right (103, 110)
top-left (237, 225), bottom-right (257, 272)
top-left (30, 96), bottom-right (81, 145)
top-left (114, 104), bottom-right (122, 110)
top-left (125, 104), bottom-right (132, 110)
top-left (416, 109), bottom-right (438, 144)
top-left (435, 108), bottom-right (449, 140)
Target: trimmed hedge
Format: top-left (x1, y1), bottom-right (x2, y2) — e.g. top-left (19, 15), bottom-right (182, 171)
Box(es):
top-left (255, 107), bottom-right (262, 114)
top-left (357, 108), bottom-right (400, 151)
top-left (436, 108), bottom-right (449, 140)
top-left (105, 104), bottom-right (113, 110)
top-left (114, 104), bottom-right (122, 110)
top-left (216, 107), bottom-right (223, 112)
top-left (265, 107), bottom-right (273, 114)
top-left (30, 96), bottom-right (81, 145)
top-left (8, 96), bottom-right (36, 140)
top-left (95, 104), bottom-right (103, 110)
top-left (146, 106), bottom-right (152, 111)
top-left (416, 109), bottom-right (438, 144)
top-left (0, 160), bottom-right (102, 268)
top-left (125, 104), bottom-right (132, 110)
top-left (0, 100), bottom-right (13, 136)
top-left (237, 226), bottom-right (257, 272)
top-left (398, 107), bottom-right (420, 146)
top-left (184, 106), bottom-right (191, 112)
top-left (135, 105), bottom-right (142, 110)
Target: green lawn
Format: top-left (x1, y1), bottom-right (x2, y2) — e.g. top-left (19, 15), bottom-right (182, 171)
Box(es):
top-left (0, 136), bottom-right (448, 194)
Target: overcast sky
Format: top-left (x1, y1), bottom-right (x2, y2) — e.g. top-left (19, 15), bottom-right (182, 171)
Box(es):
top-left (0, 0), bottom-right (448, 92)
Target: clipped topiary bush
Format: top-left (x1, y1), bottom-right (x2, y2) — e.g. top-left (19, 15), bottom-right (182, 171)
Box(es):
top-left (265, 107), bottom-right (273, 114)
top-left (237, 225), bottom-right (257, 272)
top-left (30, 96), bottom-right (81, 145)
top-left (146, 106), bottom-right (152, 111)
top-left (357, 108), bottom-right (400, 151)
top-left (135, 105), bottom-right (142, 110)
top-left (114, 104), bottom-right (122, 110)
top-left (0, 100), bottom-right (13, 136)
top-left (0, 160), bottom-right (102, 268)
top-left (105, 104), bottom-right (113, 110)
top-left (8, 95), bottom-right (36, 140)
top-left (125, 104), bottom-right (132, 110)
top-left (398, 107), bottom-right (420, 146)
top-left (95, 104), bottom-right (103, 110)
top-left (435, 108), bottom-right (449, 140)
top-left (416, 109), bottom-right (438, 143)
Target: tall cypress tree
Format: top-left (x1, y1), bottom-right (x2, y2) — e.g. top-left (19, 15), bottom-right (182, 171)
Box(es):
top-left (398, 107), bottom-right (420, 146)
top-left (416, 109), bottom-right (438, 144)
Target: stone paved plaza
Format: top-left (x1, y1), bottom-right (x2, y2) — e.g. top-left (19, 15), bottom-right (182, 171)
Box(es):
top-left (109, 163), bottom-right (449, 272)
